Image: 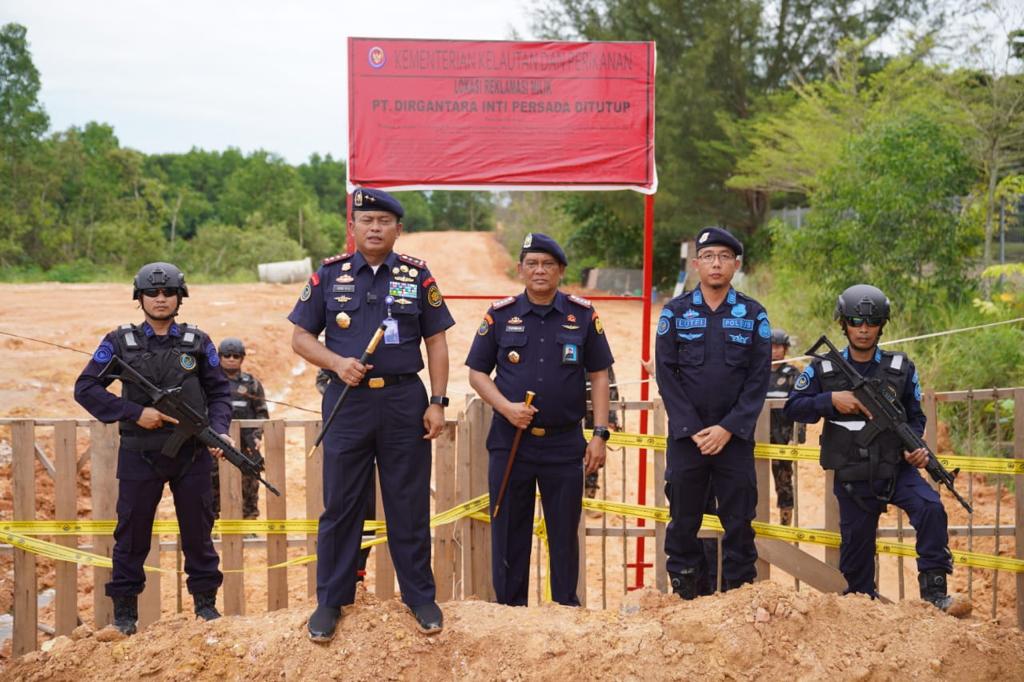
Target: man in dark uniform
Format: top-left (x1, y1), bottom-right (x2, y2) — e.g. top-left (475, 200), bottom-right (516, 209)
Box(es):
top-left (783, 284), bottom-right (970, 616)
top-left (74, 262), bottom-right (229, 634)
top-left (315, 368), bottom-right (375, 582)
top-left (655, 227), bottom-right (771, 599)
top-left (466, 233), bottom-right (614, 606)
top-left (211, 337), bottom-right (268, 520)
top-left (288, 188), bottom-right (454, 640)
top-left (766, 328), bottom-right (805, 526)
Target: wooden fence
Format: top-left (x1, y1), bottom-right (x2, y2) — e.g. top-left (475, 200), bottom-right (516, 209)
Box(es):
top-left (2, 387), bottom-right (1022, 656)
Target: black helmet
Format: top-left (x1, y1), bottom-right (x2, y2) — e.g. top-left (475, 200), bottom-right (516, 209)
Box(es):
top-left (133, 262), bottom-right (188, 300)
top-left (770, 329), bottom-right (791, 346)
top-left (834, 284), bottom-right (890, 323)
top-left (218, 337), bottom-right (245, 357)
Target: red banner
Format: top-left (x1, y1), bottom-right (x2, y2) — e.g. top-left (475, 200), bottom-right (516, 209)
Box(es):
top-left (348, 38), bottom-right (656, 192)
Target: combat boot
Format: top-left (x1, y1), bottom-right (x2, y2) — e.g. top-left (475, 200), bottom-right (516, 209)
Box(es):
top-left (193, 591), bottom-right (221, 621)
top-left (669, 569), bottom-right (701, 600)
top-left (779, 507), bottom-right (793, 526)
top-left (111, 595), bottom-right (138, 635)
top-left (918, 569), bottom-right (972, 618)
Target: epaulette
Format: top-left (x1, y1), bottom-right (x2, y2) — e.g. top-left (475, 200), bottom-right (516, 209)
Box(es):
top-left (491, 296), bottom-right (516, 310)
top-left (567, 294), bottom-right (592, 309)
top-left (322, 253), bottom-right (353, 266)
top-left (398, 253), bottom-right (426, 268)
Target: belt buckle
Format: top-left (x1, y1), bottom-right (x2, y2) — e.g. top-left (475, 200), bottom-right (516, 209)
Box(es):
top-left (368, 377), bottom-right (385, 389)
top-left (530, 427), bottom-right (546, 437)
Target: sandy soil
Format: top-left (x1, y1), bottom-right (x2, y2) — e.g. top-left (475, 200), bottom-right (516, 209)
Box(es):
top-left (0, 231), bottom-right (1021, 675)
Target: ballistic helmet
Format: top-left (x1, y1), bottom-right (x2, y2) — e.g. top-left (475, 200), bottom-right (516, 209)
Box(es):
top-left (834, 284), bottom-right (890, 324)
top-left (218, 337), bottom-right (246, 357)
top-left (770, 328), bottom-right (791, 347)
top-left (132, 262), bottom-right (188, 300)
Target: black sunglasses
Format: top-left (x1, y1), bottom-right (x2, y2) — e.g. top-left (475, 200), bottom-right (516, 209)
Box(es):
top-left (141, 287), bottom-right (179, 298)
top-left (221, 353), bottom-right (244, 359)
top-left (845, 316), bottom-right (883, 327)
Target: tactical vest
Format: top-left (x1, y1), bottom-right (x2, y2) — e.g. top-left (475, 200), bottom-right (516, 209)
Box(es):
top-left (768, 363), bottom-right (798, 444)
top-left (229, 373), bottom-right (260, 419)
top-left (819, 350), bottom-right (910, 484)
top-left (113, 323), bottom-right (208, 453)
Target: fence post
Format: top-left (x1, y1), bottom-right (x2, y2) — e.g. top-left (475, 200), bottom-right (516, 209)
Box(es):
top-left (456, 407), bottom-right (472, 599)
top-left (653, 400), bottom-right (668, 593)
top-left (1014, 388), bottom-right (1024, 629)
top-left (754, 406), bottom-right (771, 582)
top-left (90, 422), bottom-right (118, 628)
top-left (466, 397), bottom-right (494, 601)
top-left (304, 421), bottom-right (324, 598)
top-left (220, 421), bottom-right (245, 616)
top-left (373, 467), bottom-right (396, 599)
top-left (137, 521), bottom-right (162, 628)
top-left (433, 422), bottom-right (458, 603)
top-left (265, 419), bottom-right (288, 611)
top-left (54, 420), bottom-right (79, 635)
top-left (12, 420), bottom-right (37, 656)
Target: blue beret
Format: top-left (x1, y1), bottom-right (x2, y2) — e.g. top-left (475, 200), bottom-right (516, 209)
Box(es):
top-left (695, 226), bottom-right (743, 256)
top-left (352, 188), bottom-right (403, 219)
top-left (520, 232), bottom-right (567, 266)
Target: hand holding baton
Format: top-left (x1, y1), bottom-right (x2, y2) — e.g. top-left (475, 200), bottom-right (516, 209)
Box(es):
top-left (492, 390), bottom-right (536, 519)
top-left (306, 323), bottom-right (387, 459)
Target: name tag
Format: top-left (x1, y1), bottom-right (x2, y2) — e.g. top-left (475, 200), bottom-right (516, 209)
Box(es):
top-left (722, 318), bottom-right (754, 331)
top-left (676, 317), bottom-right (707, 330)
top-left (505, 324), bottom-right (525, 333)
top-left (332, 284), bottom-right (356, 293)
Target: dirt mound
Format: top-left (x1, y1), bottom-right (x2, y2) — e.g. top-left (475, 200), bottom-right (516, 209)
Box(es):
top-left (5, 582), bottom-right (1023, 681)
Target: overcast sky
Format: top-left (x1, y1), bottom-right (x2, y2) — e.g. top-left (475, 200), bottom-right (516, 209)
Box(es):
top-left (5, 0), bottom-right (534, 164)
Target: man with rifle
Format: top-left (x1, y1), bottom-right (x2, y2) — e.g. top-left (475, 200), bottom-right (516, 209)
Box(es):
top-left (74, 262), bottom-right (233, 635)
top-left (784, 284), bottom-right (971, 616)
top-left (289, 188), bottom-right (454, 640)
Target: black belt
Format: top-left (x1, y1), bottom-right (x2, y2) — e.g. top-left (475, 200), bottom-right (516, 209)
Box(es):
top-left (526, 423), bottom-right (580, 437)
top-left (321, 371), bottom-right (418, 389)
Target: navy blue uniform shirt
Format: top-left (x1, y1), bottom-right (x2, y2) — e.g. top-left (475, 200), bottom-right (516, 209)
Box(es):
top-left (74, 321), bottom-right (232, 479)
top-left (783, 346), bottom-right (926, 437)
top-left (655, 286), bottom-right (771, 441)
top-left (288, 251), bottom-right (455, 375)
top-left (465, 290), bottom-right (614, 427)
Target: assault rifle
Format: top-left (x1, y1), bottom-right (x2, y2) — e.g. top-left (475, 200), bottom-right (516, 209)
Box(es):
top-left (98, 355), bottom-right (281, 496)
top-left (807, 335), bottom-right (972, 513)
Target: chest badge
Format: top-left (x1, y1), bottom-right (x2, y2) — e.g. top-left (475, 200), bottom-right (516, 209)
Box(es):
top-left (336, 312), bottom-right (351, 329)
top-left (334, 295), bottom-right (352, 304)
top-left (562, 324), bottom-right (580, 330)
top-left (567, 314), bottom-right (577, 323)
top-left (237, 385), bottom-right (248, 395)
top-left (507, 350), bottom-right (521, 364)
top-left (341, 262), bottom-right (352, 271)
top-left (179, 354), bottom-right (197, 371)
top-left (508, 316), bottom-right (523, 325)
top-left (336, 274), bottom-right (354, 284)
top-left (408, 268), bottom-right (418, 277)
top-left (731, 303), bottom-right (747, 318)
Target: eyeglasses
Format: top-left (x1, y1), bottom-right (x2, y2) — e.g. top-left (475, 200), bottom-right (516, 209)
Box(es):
top-left (845, 316), bottom-right (884, 328)
top-left (696, 252), bottom-right (737, 264)
top-left (522, 259), bottom-right (561, 271)
top-left (141, 288), bottom-right (179, 298)
top-left (354, 214), bottom-right (398, 228)
top-left (220, 353), bottom-right (243, 359)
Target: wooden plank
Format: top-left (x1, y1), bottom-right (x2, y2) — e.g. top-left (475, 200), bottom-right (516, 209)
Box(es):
top-left (304, 421), bottom-right (324, 599)
top-left (652, 400), bottom-right (668, 593)
top-left (468, 398), bottom-right (495, 601)
top-left (374, 463), bottom-right (396, 599)
top-left (137, 529), bottom-right (162, 628)
top-left (577, 487), bottom-right (587, 607)
top-left (923, 390), bottom-right (939, 454)
top-left (455, 408), bottom-right (472, 600)
top-left (12, 420), bottom-right (37, 656)
top-left (265, 419), bottom-right (288, 611)
top-left (220, 421), bottom-right (245, 616)
top-left (90, 422), bottom-right (118, 628)
top-left (754, 539), bottom-right (847, 594)
top-left (53, 421), bottom-right (79, 635)
top-left (824, 469), bottom-right (841, 570)
top-left (33, 444), bottom-right (56, 479)
top-left (1014, 389), bottom-right (1024, 629)
top-left (433, 422), bottom-right (457, 603)
top-left (753, 406), bottom-right (771, 582)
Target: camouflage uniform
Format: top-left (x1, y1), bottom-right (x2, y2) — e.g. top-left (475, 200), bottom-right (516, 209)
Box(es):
top-left (212, 371), bottom-right (268, 519)
top-left (768, 362), bottom-right (805, 524)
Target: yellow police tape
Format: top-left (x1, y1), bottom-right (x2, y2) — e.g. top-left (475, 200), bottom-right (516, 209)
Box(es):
top-left (585, 429), bottom-right (1024, 475)
top-left (2, 492), bottom-right (1021, 575)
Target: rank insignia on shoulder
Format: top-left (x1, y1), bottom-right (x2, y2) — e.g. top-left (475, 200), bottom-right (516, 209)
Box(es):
top-left (568, 294), bottom-right (592, 308)
top-left (492, 296), bottom-right (516, 310)
top-left (398, 253), bottom-right (426, 269)
top-left (322, 253), bottom-right (352, 266)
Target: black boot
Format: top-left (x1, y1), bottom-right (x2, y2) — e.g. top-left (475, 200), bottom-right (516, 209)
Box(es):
top-left (307, 604), bottom-right (341, 642)
top-left (918, 569), bottom-right (955, 611)
top-left (111, 595), bottom-right (138, 635)
top-left (193, 591), bottom-right (221, 621)
top-left (723, 576), bottom-right (753, 592)
top-left (669, 569), bottom-right (701, 600)
top-left (410, 601), bottom-right (443, 634)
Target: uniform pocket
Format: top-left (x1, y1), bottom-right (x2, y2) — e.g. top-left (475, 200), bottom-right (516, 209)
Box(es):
top-left (724, 333), bottom-right (752, 367)
top-left (676, 334), bottom-right (705, 366)
top-left (556, 332), bottom-right (584, 365)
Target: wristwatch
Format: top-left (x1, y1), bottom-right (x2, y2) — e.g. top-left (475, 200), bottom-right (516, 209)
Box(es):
top-left (430, 395), bottom-right (450, 407)
top-left (592, 426), bottom-right (611, 441)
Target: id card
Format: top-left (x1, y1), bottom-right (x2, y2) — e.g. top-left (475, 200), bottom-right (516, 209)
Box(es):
top-left (383, 317), bottom-right (400, 345)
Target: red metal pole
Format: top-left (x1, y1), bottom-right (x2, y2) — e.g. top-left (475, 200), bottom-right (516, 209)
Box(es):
top-left (632, 193), bottom-right (655, 589)
top-left (345, 190), bottom-right (355, 253)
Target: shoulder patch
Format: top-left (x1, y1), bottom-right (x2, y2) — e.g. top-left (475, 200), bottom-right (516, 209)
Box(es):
top-left (321, 253), bottom-right (352, 266)
top-left (492, 296), bottom-right (516, 310)
top-left (205, 340), bottom-right (220, 367)
top-left (92, 339), bottom-right (115, 364)
top-left (398, 253), bottom-right (426, 268)
top-left (568, 294), bottom-right (592, 309)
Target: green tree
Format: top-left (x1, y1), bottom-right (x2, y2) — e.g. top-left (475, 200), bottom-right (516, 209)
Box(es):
top-left (775, 115), bottom-right (976, 323)
top-left (427, 190), bottom-right (496, 231)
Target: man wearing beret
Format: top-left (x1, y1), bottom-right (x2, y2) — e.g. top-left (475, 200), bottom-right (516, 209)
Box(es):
top-left (466, 233), bottom-right (614, 606)
top-left (655, 227), bottom-right (771, 598)
top-left (288, 187), bottom-right (455, 639)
